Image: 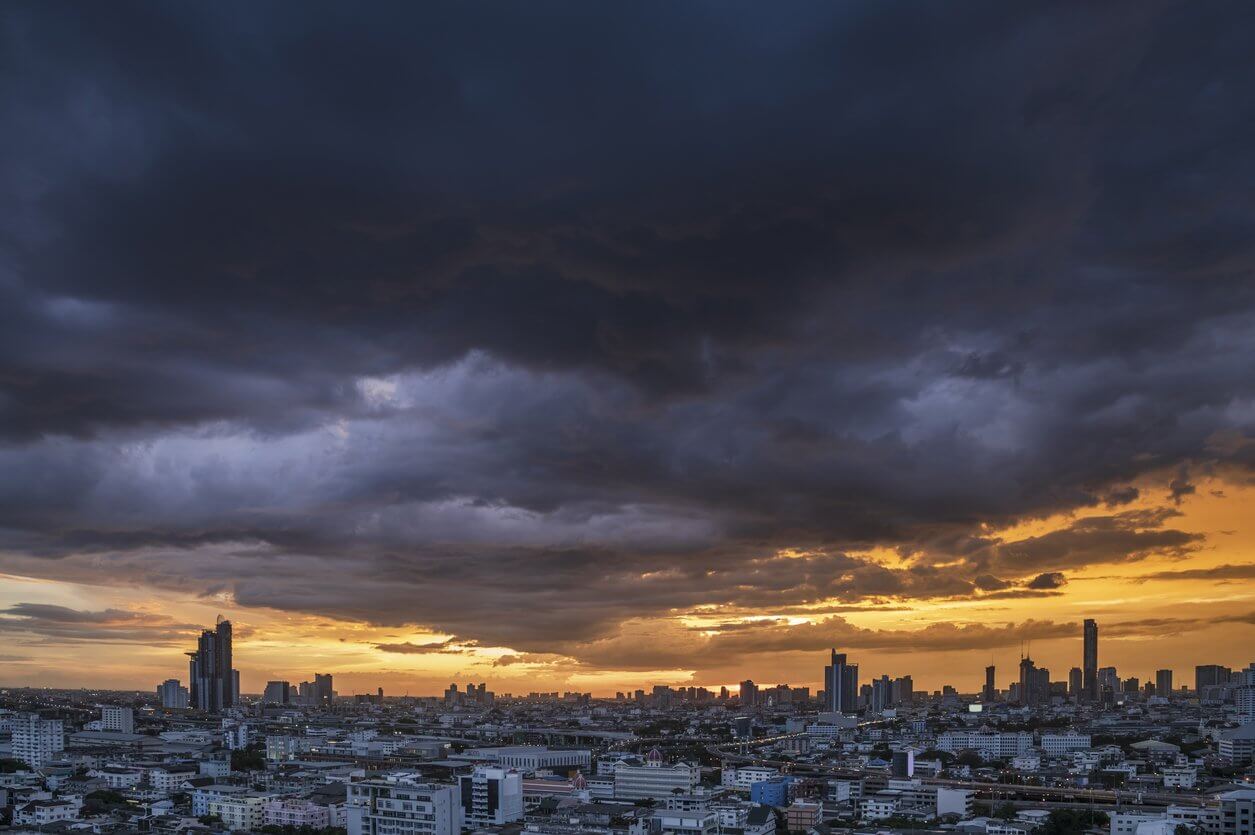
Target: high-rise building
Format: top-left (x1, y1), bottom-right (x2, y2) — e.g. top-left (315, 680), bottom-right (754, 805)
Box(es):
top-left (1015, 658), bottom-right (1050, 705)
top-left (871, 675), bottom-right (892, 713)
top-left (739, 680), bottom-right (758, 706)
top-left (1083, 619), bottom-right (1098, 701)
top-left (1156, 669), bottom-right (1174, 699)
top-left (983, 666), bottom-right (996, 702)
top-left (157, 679), bottom-right (189, 709)
top-left (824, 649), bottom-right (858, 713)
top-left (1068, 667), bottom-right (1083, 699)
top-left (1196, 665), bottom-right (1233, 694)
top-left (263, 681), bottom-right (291, 704)
top-left (12, 713), bottom-right (64, 768)
top-left (893, 675), bottom-right (913, 705)
top-left (347, 777), bottom-right (462, 835)
top-left (314, 673), bottom-right (335, 705)
top-left (187, 616), bottom-right (239, 713)
top-left (1236, 663), bottom-right (1255, 721)
top-left (101, 706), bottom-right (134, 734)
top-left (458, 766), bottom-right (523, 828)
top-left (1099, 666), bottom-right (1120, 694)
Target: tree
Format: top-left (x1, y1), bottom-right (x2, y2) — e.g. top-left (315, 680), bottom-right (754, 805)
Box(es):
top-left (1041, 809), bottom-right (1110, 835)
top-left (232, 744), bottom-right (267, 772)
top-left (955, 750), bottom-right (984, 768)
top-left (0, 758), bottom-right (30, 773)
top-left (995, 802), bottom-right (1018, 820)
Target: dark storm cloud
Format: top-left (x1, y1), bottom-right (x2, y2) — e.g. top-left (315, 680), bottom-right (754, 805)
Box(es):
top-left (373, 638), bottom-right (475, 655)
top-left (1025, 572), bottom-right (1068, 590)
top-left (1, 1), bottom-right (1255, 655)
top-left (0, 603), bottom-right (203, 645)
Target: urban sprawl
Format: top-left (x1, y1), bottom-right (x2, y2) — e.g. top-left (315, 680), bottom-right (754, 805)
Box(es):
top-left (1, 618), bottom-right (1252, 835)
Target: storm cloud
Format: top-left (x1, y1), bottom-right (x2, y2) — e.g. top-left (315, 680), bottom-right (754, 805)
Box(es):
top-left (2, 1), bottom-right (1254, 665)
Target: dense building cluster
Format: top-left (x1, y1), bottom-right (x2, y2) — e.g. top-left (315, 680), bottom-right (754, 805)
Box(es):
top-left (0, 619), bottom-right (1252, 835)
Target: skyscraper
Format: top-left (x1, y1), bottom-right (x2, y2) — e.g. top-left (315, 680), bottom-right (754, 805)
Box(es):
top-left (739, 679), bottom-right (758, 706)
top-left (157, 679), bottom-right (190, 709)
top-left (187, 616), bottom-right (239, 713)
top-left (983, 666), bottom-right (996, 702)
top-left (263, 681), bottom-right (291, 704)
top-left (824, 649), bottom-right (858, 713)
top-left (1068, 667), bottom-right (1083, 699)
top-left (1196, 664), bottom-right (1232, 694)
top-left (1082, 619), bottom-right (1098, 702)
top-left (1156, 669), bottom-right (1173, 699)
top-left (1018, 656), bottom-right (1037, 705)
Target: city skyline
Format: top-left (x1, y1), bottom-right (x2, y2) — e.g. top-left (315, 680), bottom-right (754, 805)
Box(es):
top-left (2, 3), bottom-right (1255, 698)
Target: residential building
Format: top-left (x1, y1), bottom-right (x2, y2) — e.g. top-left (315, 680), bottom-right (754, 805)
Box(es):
top-left (101, 705), bottom-right (134, 734)
top-left (459, 765), bottom-right (523, 828)
top-left (157, 679), bottom-right (189, 709)
top-left (347, 775), bottom-right (462, 835)
top-left (12, 713), bottom-right (64, 768)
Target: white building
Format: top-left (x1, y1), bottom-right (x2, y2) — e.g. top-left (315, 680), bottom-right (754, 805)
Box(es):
top-left (193, 784), bottom-right (250, 816)
top-left (347, 775), bottom-right (462, 835)
top-left (653, 808), bottom-right (719, 834)
top-left (722, 765), bottom-right (781, 790)
top-left (266, 798), bottom-right (331, 829)
top-left (13, 799), bottom-right (80, 827)
top-left (937, 731), bottom-right (1033, 758)
top-left (860, 792), bottom-right (900, 820)
top-left (12, 713), bottom-right (64, 768)
top-left (937, 787), bottom-right (974, 817)
top-left (459, 765), bottom-right (523, 828)
top-left (1112, 812), bottom-right (1169, 835)
top-left (208, 792), bottom-right (272, 831)
top-left (1162, 766), bottom-right (1197, 789)
top-left (101, 706), bottom-right (134, 734)
top-left (614, 751), bottom-right (700, 801)
top-left (1041, 733), bottom-right (1091, 756)
top-left (1218, 724), bottom-right (1255, 765)
top-left (454, 745), bottom-right (591, 771)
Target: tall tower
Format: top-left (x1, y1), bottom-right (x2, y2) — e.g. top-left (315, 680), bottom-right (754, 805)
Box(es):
top-left (983, 665), bottom-right (996, 702)
top-left (824, 649), bottom-right (858, 713)
top-left (1082, 619), bottom-right (1098, 702)
top-left (1018, 656), bottom-right (1037, 705)
top-left (187, 617), bottom-right (239, 713)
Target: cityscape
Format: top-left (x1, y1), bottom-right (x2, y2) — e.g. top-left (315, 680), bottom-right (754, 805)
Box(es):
top-left (4, 2), bottom-right (1255, 835)
top-left (1, 616), bottom-right (1252, 834)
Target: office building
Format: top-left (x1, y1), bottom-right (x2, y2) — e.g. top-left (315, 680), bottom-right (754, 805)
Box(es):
top-left (187, 616), bottom-right (239, 713)
top-left (347, 776), bottom-right (462, 835)
top-left (894, 675), bottom-right (914, 705)
top-left (739, 679), bottom-right (757, 706)
top-left (12, 713), bottom-right (64, 768)
top-left (1069, 667), bottom-right (1083, 699)
top-left (824, 649), bottom-right (858, 713)
top-left (871, 675), bottom-right (892, 713)
top-left (983, 666), bottom-right (996, 702)
top-left (458, 765), bottom-right (523, 828)
top-left (1236, 663), bottom-right (1255, 721)
top-left (1083, 618), bottom-right (1098, 701)
top-left (1197, 665), bottom-right (1233, 693)
top-left (101, 706), bottom-right (133, 734)
top-left (157, 679), bottom-right (190, 709)
top-left (314, 673), bottom-right (335, 705)
top-left (263, 681), bottom-right (291, 704)
top-left (1156, 669), bottom-right (1174, 699)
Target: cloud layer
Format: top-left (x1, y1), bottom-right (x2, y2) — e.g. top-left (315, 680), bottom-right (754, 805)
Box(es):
top-left (1, 2), bottom-right (1254, 674)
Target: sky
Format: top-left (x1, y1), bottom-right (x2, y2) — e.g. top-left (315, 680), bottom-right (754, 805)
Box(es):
top-left (1, 1), bottom-right (1254, 697)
